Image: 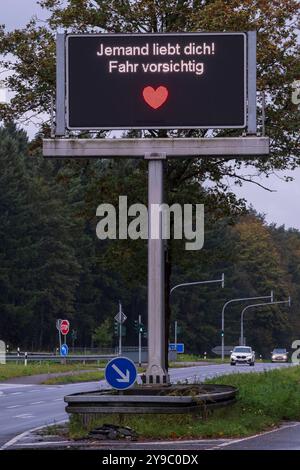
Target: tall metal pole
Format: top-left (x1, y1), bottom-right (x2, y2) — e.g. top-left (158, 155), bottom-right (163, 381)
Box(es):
top-left (240, 297), bottom-right (291, 346)
top-left (174, 321), bottom-right (178, 351)
top-left (118, 301), bottom-right (122, 356)
top-left (261, 90), bottom-right (266, 136)
top-left (145, 155), bottom-right (169, 385)
top-left (170, 275), bottom-right (224, 360)
top-left (56, 33), bottom-right (66, 136)
top-left (138, 314), bottom-right (142, 367)
top-left (247, 31), bottom-right (257, 135)
top-left (221, 291), bottom-right (273, 361)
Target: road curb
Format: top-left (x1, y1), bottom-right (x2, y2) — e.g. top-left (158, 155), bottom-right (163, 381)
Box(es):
top-left (3, 420), bottom-right (300, 451)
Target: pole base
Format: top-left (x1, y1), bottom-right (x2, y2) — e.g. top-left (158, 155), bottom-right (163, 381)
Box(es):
top-left (143, 363), bottom-right (170, 385)
top-left (141, 373), bottom-right (170, 385)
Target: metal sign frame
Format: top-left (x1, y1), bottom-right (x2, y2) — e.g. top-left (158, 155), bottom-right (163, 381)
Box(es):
top-left (50, 30), bottom-right (263, 386)
top-left (56, 31), bottom-right (256, 135)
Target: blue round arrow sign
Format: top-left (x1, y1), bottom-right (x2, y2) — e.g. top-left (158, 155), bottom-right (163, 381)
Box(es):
top-left (105, 357), bottom-right (137, 390)
top-left (60, 344), bottom-right (69, 357)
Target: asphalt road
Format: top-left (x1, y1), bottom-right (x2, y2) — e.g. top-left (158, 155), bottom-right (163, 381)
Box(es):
top-left (0, 362), bottom-right (292, 448)
top-left (220, 422), bottom-right (300, 450)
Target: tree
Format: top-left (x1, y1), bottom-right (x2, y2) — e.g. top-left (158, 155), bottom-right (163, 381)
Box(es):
top-left (0, 124), bottom-right (80, 349)
top-left (92, 318), bottom-right (113, 347)
top-left (1, 124), bottom-right (299, 353)
top-left (230, 214), bottom-right (292, 354)
top-left (0, 0), bottom-right (299, 357)
top-left (0, 0), bottom-right (298, 175)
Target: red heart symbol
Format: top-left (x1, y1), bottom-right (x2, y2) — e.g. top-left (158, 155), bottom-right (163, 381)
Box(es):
top-left (142, 86), bottom-right (168, 109)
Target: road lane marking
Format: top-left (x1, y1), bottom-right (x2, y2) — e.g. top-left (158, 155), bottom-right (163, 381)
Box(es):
top-left (0, 419), bottom-right (68, 450)
top-left (14, 414), bottom-right (34, 419)
top-left (14, 440), bottom-right (71, 447)
top-left (209, 422), bottom-right (300, 450)
top-left (11, 392), bottom-right (23, 395)
top-left (7, 405), bottom-right (22, 409)
top-left (0, 384), bottom-right (32, 391)
top-left (30, 401), bottom-right (45, 405)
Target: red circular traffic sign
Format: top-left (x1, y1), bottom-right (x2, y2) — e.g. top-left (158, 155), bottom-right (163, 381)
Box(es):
top-left (60, 319), bottom-right (70, 335)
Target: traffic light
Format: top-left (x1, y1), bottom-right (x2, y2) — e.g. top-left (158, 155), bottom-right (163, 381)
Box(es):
top-left (133, 318), bottom-right (147, 337)
top-left (121, 325), bottom-right (126, 337)
top-left (133, 319), bottom-right (145, 333)
top-left (71, 329), bottom-right (77, 340)
top-left (221, 330), bottom-right (224, 337)
top-left (114, 322), bottom-right (126, 337)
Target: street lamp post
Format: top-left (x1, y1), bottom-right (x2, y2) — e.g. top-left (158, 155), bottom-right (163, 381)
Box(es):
top-left (240, 297), bottom-right (291, 346)
top-left (169, 274), bottom-right (224, 357)
top-left (170, 273), bottom-right (225, 295)
top-left (221, 291), bottom-right (274, 361)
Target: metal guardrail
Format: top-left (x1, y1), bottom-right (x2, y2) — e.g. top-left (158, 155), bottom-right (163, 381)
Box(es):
top-left (5, 354), bottom-right (115, 362)
top-left (64, 384), bottom-right (238, 415)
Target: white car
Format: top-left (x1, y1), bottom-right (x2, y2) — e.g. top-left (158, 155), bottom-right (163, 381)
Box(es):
top-left (230, 346), bottom-right (255, 366)
top-left (271, 348), bottom-right (288, 362)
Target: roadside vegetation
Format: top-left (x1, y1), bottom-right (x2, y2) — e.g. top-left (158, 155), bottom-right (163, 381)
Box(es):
top-left (175, 354), bottom-right (226, 363)
top-left (176, 354), bottom-right (213, 362)
top-left (0, 363), bottom-right (103, 382)
top-left (42, 370), bottom-right (105, 385)
top-left (41, 366), bottom-right (145, 385)
top-left (68, 366), bottom-right (300, 440)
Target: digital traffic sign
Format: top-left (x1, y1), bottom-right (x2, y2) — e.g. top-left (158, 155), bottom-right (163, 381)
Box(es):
top-left (66, 33), bottom-right (246, 130)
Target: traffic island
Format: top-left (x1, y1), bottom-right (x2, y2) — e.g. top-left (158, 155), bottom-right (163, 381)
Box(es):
top-left (64, 384), bottom-right (237, 427)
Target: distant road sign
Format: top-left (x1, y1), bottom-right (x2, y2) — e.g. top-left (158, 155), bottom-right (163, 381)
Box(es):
top-left (114, 311), bottom-right (127, 324)
top-left (105, 357), bottom-right (137, 390)
top-left (60, 320), bottom-right (70, 335)
top-left (169, 343), bottom-right (185, 353)
top-left (60, 344), bottom-right (69, 357)
top-left (212, 346), bottom-right (233, 356)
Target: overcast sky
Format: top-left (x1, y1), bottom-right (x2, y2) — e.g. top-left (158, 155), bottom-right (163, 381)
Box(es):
top-left (1, 0), bottom-right (299, 229)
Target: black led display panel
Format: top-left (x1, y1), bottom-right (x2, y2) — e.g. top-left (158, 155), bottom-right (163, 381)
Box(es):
top-left (66, 33), bottom-right (246, 130)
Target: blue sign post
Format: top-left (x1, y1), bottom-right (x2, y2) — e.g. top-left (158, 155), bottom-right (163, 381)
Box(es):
top-left (105, 357), bottom-right (137, 390)
top-left (60, 344), bottom-right (69, 357)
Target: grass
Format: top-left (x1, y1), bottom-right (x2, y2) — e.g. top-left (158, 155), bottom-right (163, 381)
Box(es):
top-left (42, 367), bottom-right (145, 384)
top-left (0, 362), bottom-right (102, 382)
top-left (176, 353), bottom-right (212, 362)
top-left (68, 365), bottom-right (300, 440)
top-left (42, 370), bottom-right (105, 384)
top-left (176, 354), bottom-right (226, 363)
